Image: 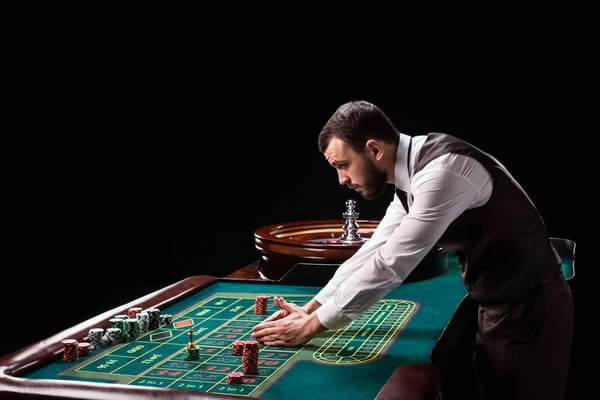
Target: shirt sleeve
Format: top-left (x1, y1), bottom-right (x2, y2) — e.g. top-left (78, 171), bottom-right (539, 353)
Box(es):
top-left (313, 191), bottom-right (408, 307)
top-left (316, 157), bottom-right (487, 330)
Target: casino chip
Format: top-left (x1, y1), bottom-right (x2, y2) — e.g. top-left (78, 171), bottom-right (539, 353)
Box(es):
top-left (77, 342), bottom-right (91, 357)
top-left (255, 295), bottom-right (268, 315)
top-left (128, 307), bottom-right (142, 318)
top-left (226, 371), bottom-right (244, 384)
top-left (123, 319), bottom-right (140, 342)
top-left (232, 340), bottom-right (245, 356)
top-left (61, 339), bottom-right (79, 362)
top-left (109, 318), bottom-right (125, 342)
top-left (145, 308), bottom-right (161, 330)
top-left (160, 314), bottom-right (172, 325)
top-left (137, 311), bottom-right (149, 333)
top-left (185, 345), bottom-right (200, 360)
top-left (88, 328), bottom-right (104, 349)
top-left (101, 328), bottom-right (120, 346)
top-left (242, 340), bottom-right (259, 375)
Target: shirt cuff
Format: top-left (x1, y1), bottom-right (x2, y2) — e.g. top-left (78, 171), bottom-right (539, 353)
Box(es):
top-left (314, 284), bottom-right (337, 306)
top-left (316, 299), bottom-right (352, 330)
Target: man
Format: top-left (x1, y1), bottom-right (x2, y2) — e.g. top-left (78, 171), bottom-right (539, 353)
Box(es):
top-left (251, 100), bottom-right (574, 399)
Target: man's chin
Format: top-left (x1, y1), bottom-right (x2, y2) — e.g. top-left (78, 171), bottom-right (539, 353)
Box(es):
top-left (360, 193), bottom-right (381, 200)
top-left (360, 190), bottom-right (384, 201)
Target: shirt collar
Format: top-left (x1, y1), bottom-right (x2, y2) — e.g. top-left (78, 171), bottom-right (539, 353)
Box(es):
top-left (394, 133), bottom-right (412, 193)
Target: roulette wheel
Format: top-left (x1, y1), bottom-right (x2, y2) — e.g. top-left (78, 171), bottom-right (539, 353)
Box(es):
top-left (254, 200), bottom-right (449, 282)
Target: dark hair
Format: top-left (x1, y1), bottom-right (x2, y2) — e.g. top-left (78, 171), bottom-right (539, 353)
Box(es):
top-left (318, 100), bottom-right (399, 153)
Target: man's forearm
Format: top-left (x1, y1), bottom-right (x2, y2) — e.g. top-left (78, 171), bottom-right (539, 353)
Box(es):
top-left (302, 299), bottom-right (322, 314)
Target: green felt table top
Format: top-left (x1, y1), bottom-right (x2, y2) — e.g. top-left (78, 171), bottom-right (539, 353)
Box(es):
top-left (22, 256), bottom-right (574, 399)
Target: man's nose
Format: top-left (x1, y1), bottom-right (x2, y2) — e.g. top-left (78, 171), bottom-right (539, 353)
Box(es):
top-left (338, 172), bottom-right (350, 186)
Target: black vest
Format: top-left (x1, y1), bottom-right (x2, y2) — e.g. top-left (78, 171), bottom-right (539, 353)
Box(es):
top-left (396, 132), bottom-right (561, 304)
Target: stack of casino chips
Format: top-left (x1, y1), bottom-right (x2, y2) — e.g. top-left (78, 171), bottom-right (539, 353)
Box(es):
top-left (109, 318), bottom-right (125, 342)
top-left (88, 328), bottom-right (104, 349)
top-left (123, 318), bottom-right (140, 342)
top-left (101, 328), bottom-right (121, 346)
top-left (232, 340), bottom-right (245, 356)
top-left (242, 340), bottom-right (259, 375)
top-left (128, 307), bottom-right (142, 318)
top-left (160, 314), bottom-right (172, 325)
top-left (255, 296), bottom-right (268, 315)
top-left (145, 308), bottom-right (161, 330)
top-left (137, 311), bottom-right (149, 333)
top-left (185, 344), bottom-right (200, 360)
top-left (77, 342), bottom-right (91, 357)
top-left (226, 372), bottom-right (245, 384)
top-left (62, 339), bottom-right (79, 362)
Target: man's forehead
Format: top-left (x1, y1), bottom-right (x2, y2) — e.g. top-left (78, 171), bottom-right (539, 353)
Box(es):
top-left (325, 137), bottom-right (350, 163)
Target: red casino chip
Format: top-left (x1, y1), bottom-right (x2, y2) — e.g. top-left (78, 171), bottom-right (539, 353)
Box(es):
top-left (61, 339), bottom-right (79, 362)
top-left (232, 340), bottom-right (245, 355)
top-left (226, 371), bottom-right (244, 384)
top-left (242, 340), bottom-right (259, 374)
top-left (77, 342), bottom-right (91, 357)
top-left (242, 362), bottom-right (257, 374)
top-left (243, 340), bottom-right (259, 350)
top-left (127, 307), bottom-right (143, 318)
top-left (255, 295), bottom-right (268, 315)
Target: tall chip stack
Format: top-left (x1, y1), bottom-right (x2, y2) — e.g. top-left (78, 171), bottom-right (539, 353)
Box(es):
top-left (160, 314), bottom-right (172, 325)
top-left (145, 308), bottom-right (161, 330)
top-left (232, 340), bottom-right (244, 356)
top-left (137, 311), bottom-right (149, 333)
top-left (88, 328), bottom-right (104, 349)
top-left (255, 296), bottom-right (268, 314)
top-left (61, 339), bottom-right (79, 362)
top-left (242, 340), bottom-right (259, 375)
top-left (123, 318), bottom-right (139, 342)
top-left (101, 328), bottom-right (120, 346)
top-left (109, 318), bottom-right (125, 342)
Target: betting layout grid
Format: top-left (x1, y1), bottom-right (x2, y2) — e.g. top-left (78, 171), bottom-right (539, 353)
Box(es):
top-left (59, 295), bottom-right (274, 393)
top-left (55, 292), bottom-right (417, 397)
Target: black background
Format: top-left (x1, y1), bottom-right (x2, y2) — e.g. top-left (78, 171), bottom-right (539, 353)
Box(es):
top-left (1, 67), bottom-right (580, 395)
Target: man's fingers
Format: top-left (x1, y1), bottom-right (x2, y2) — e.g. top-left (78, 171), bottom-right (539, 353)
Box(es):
top-left (262, 314), bottom-right (277, 323)
top-left (274, 296), bottom-right (283, 308)
top-left (251, 327), bottom-right (278, 340)
top-left (262, 310), bottom-right (286, 323)
top-left (252, 321), bottom-right (273, 332)
top-left (278, 298), bottom-right (301, 314)
top-left (262, 338), bottom-right (287, 347)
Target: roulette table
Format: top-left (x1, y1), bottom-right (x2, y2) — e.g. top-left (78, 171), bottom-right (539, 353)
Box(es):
top-left (0, 214), bottom-right (576, 400)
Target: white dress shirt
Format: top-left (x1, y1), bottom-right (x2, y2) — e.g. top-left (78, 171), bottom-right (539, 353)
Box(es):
top-left (314, 133), bottom-right (494, 330)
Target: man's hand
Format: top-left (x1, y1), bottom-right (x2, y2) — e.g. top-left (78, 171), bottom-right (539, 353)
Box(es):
top-left (251, 297), bottom-right (327, 346)
top-left (260, 297), bottom-right (321, 324)
top-left (260, 297), bottom-right (295, 323)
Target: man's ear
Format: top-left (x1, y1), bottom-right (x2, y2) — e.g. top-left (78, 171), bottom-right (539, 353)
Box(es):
top-left (365, 139), bottom-right (384, 161)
